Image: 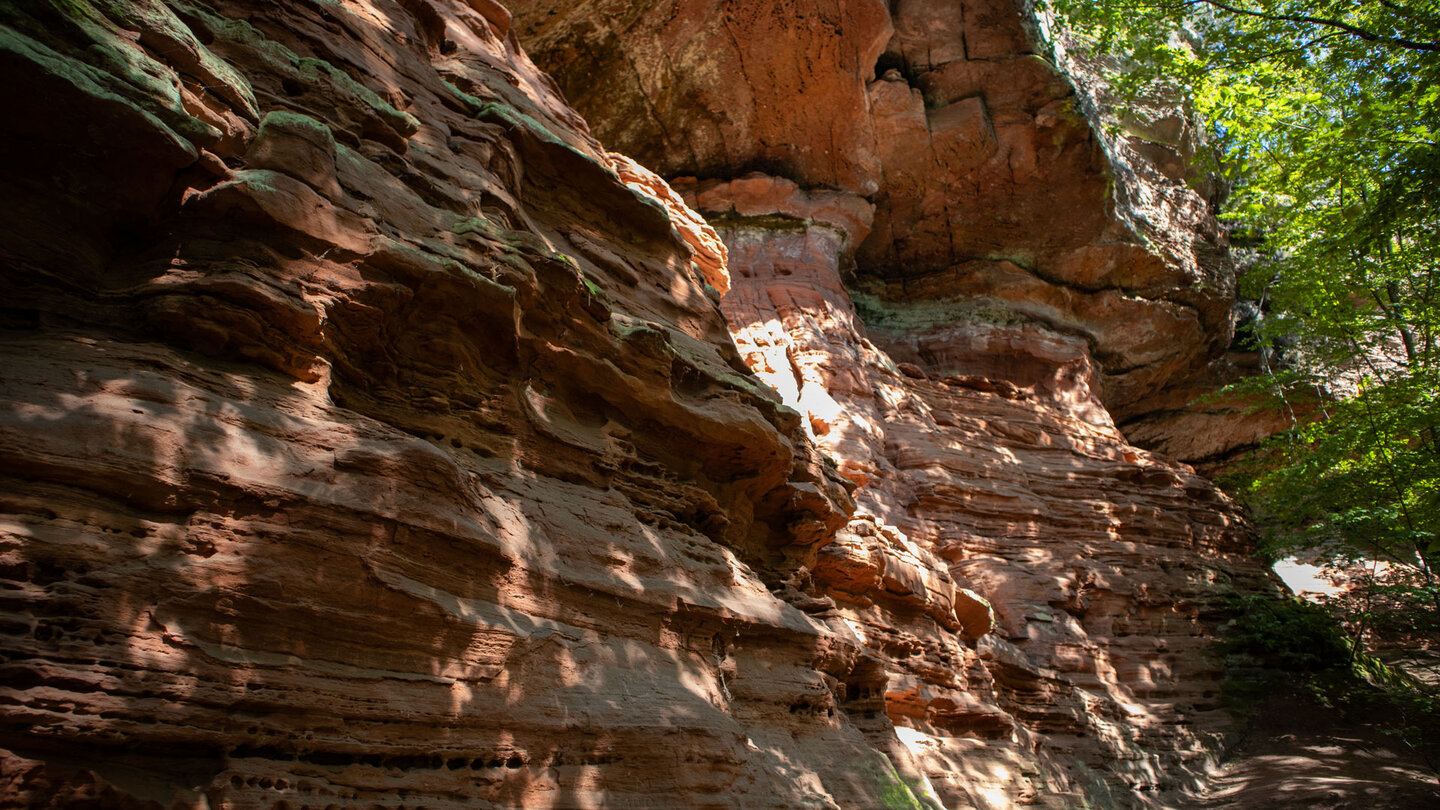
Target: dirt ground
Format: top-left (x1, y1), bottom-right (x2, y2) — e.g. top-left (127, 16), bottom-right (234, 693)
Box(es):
top-left (1187, 695), bottom-right (1440, 809)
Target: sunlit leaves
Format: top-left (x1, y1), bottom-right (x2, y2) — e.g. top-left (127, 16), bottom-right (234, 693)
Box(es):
top-left (1047, 0), bottom-right (1440, 618)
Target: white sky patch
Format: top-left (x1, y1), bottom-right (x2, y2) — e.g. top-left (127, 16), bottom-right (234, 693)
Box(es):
top-left (1273, 557), bottom-right (1345, 599)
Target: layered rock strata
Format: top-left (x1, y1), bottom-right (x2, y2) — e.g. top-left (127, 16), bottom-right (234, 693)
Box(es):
top-left (684, 179), bottom-right (1269, 808)
top-left (0, 2), bottom-right (1282, 810)
top-left (511, 0), bottom-right (1245, 452)
top-left (1, 1), bottom-right (895, 808)
top-left (510, 0), bottom-right (1286, 806)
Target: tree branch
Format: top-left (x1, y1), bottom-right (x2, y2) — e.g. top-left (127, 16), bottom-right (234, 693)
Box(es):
top-left (1199, 0), bottom-right (1440, 52)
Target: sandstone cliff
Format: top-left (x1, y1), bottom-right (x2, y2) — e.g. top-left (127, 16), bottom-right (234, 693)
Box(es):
top-left (1, 1), bottom-right (1277, 809)
top-left (511, 0), bottom-right (1282, 805)
top-left (510, 0), bottom-right (1288, 469)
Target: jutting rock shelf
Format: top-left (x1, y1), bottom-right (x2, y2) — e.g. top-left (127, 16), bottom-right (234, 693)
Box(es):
top-left (2, 1), bottom-right (1277, 808)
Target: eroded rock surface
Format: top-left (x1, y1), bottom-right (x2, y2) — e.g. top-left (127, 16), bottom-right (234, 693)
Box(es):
top-left (510, 0), bottom-right (1288, 806)
top-left (512, 0), bottom-right (1243, 445)
top-left (684, 180), bottom-right (1271, 808)
top-left (0, 2), bottom-right (914, 808)
top-left (3, 1), bottom-right (1286, 809)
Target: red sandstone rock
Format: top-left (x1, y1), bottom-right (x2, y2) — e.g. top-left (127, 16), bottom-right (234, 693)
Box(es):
top-left (510, 0), bottom-right (894, 193)
top-left (610, 152), bottom-right (730, 295)
top-left (510, 0), bottom-right (1245, 452)
top-left (0, 2), bottom-right (923, 808)
top-left (1, 2), bottom-right (1289, 809)
top-left (668, 163), bottom-right (1272, 809)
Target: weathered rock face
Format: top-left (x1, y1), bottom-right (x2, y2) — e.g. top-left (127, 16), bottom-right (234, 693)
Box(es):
top-left (1, 1), bottom-right (1282, 810)
top-left (512, 0), bottom-right (1240, 438)
top-left (0, 1), bottom-right (921, 807)
top-left (509, 0), bottom-right (1285, 807)
top-left (680, 180), bottom-right (1270, 808)
top-left (508, 0), bottom-right (894, 194)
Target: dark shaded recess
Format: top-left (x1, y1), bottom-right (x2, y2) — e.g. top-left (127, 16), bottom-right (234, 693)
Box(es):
top-left (0, 40), bottom-right (195, 290)
top-left (873, 50), bottom-right (921, 87)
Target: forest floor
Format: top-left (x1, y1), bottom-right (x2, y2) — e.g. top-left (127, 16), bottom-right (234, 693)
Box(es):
top-left (1187, 693), bottom-right (1440, 809)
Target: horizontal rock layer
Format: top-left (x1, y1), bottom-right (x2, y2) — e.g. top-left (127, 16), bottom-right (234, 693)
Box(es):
top-left (510, 0), bottom-right (1251, 452)
top-left (699, 182), bottom-right (1271, 808)
top-left (0, 1), bottom-right (894, 808)
top-left (2, 1), bottom-right (1281, 809)
top-left (510, 0), bottom-right (1288, 806)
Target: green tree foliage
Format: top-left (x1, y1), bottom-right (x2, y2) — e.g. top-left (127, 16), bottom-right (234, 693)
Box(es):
top-left (1220, 594), bottom-right (1354, 671)
top-left (1045, 1), bottom-right (1440, 625)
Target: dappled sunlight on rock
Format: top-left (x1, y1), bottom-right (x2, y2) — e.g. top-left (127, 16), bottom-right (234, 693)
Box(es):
top-left (5, 0), bottom-right (1421, 807)
top-left (0, 0), bottom-right (876, 806)
top-left (684, 147), bottom-right (1273, 807)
